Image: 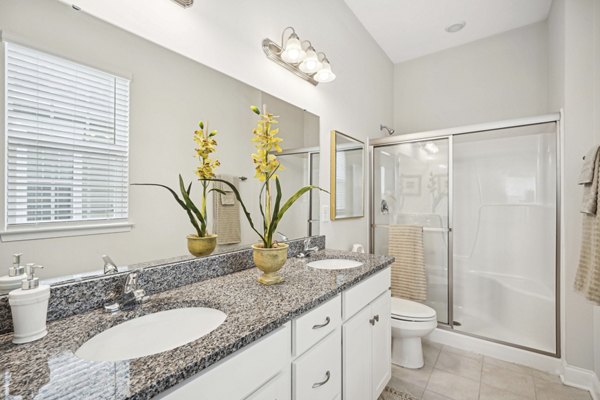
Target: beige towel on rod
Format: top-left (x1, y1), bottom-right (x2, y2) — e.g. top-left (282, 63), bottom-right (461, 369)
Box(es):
top-left (212, 175), bottom-right (241, 245)
top-left (575, 145), bottom-right (600, 304)
top-left (388, 225), bottom-right (428, 302)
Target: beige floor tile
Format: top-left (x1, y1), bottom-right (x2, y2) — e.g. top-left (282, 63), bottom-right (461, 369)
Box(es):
top-left (421, 391), bottom-right (452, 400)
top-left (440, 345), bottom-right (483, 362)
top-left (531, 369), bottom-right (562, 384)
top-left (481, 363), bottom-right (536, 399)
top-left (423, 340), bottom-right (442, 366)
top-left (426, 369), bottom-right (480, 400)
top-left (386, 374), bottom-right (425, 399)
top-left (391, 363), bottom-right (433, 388)
top-left (435, 350), bottom-right (483, 381)
top-left (479, 383), bottom-right (532, 400)
top-left (535, 381), bottom-right (592, 400)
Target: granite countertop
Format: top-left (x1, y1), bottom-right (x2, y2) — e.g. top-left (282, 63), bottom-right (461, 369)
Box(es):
top-left (0, 250), bottom-right (393, 400)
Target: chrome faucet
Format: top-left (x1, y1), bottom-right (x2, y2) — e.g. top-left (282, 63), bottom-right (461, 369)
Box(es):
top-left (277, 232), bottom-right (289, 242)
top-left (102, 255), bottom-right (119, 274)
top-left (296, 238), bottom-right (320, 258)
top-left (104, 269), bottom-right (147, 313)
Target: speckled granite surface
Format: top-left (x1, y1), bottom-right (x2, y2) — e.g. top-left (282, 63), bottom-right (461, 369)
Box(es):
top-left (0, 236), bottom-right (325, 335)
top-left (0, 250), bottom-right (393, 400)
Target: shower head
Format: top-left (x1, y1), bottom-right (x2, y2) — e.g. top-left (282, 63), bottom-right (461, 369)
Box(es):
top-left (380, 124), bottom-right (395, 136)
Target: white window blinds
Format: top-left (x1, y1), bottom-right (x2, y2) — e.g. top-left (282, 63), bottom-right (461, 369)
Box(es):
top-left (5, 42), bottom-right (130, 226)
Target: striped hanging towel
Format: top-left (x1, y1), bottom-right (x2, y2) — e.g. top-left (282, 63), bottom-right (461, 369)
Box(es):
top-left (212, 175), bottom-right (241, 245)
top-left (388, 225), bottom-right (427, 302)
top-left (575, 145), bottom-right (600, 304)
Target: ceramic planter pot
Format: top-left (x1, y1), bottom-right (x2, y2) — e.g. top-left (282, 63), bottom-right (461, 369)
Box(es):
top-left (187, 234), bottom-right (217, 257)
top-left (252, 243), bottom-right (289, 285)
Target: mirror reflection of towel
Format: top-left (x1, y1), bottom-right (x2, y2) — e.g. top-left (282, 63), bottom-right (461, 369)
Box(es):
top-left (213, 175), bottom-right (241, 244)
top-left (220, 186), bottom-right (235, 206)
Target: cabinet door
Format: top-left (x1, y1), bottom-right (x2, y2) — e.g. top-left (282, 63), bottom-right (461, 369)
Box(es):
top-left (342, 305), bottom-right (372, 400)
top-left (245, 369), bottom-right (291, 400)
top-left (371, 291), bottom-right (391, 399)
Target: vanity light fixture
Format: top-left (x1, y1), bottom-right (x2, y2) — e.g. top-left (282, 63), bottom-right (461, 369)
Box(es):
top-left (171, 0), bottom-right (193, 8)
top-left (263, 27), bottom-right (336, 86)
top-left (445, 21), bottom-right (466, 33)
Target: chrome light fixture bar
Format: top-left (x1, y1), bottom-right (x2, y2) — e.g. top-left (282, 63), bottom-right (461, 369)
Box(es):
top-left (263, 27), bottom-right (336, 86)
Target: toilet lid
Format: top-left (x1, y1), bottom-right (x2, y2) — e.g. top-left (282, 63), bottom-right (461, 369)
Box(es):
top-left (391, 297), bottom-right (437, 321)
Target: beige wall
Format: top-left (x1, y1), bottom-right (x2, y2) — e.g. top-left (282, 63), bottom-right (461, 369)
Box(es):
top-left (0, 0), bottom-right (394, 278)
top-left (393, 21), bottom-right (549, 134)
top-left (593, 0), bottom-right (600, 381)
top-left (548, 0), bottom-right (598, 373)
top-left (0, 0), bottom-right (316, 278)
top-left (57, 0), bottom-right (395, 255)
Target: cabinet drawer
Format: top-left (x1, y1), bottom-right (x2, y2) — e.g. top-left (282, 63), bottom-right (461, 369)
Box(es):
top-left (293, 330), bottom-right (341, 400)
top-left (245, 369), bottom-right (291, 400)
top-left (157, 323), bottom-right (291, 400)
top-left (342, 267), bottom-right (390, 321)
top-left (293, 295), bottom-right (341, 356)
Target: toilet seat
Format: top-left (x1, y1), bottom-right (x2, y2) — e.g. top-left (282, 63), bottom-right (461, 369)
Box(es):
top-left (391, 297), bottom-right (437, 322)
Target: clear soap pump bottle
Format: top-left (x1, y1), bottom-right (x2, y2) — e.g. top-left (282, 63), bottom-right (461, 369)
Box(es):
top-left (8, 263), bottom-right (50, 344)
top-left (0, 254), bottom-right (27, 295)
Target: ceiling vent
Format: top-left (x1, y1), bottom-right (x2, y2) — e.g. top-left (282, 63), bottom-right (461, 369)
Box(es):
top-left (171, 0), bottom-right (193, 8)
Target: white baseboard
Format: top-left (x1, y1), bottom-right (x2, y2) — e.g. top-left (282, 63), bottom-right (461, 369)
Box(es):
top-left (427, 328), bottom-right (600, 399)
top-left (562, 361), bottom-right (600, 400)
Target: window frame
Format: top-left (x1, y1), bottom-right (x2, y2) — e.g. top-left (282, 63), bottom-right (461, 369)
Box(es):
top-left (0, 38), bottom-right (133, 242)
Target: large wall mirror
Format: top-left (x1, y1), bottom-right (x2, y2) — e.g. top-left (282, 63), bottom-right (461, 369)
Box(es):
top-left (0, 0), bottom-right (320, 287)
top-left (330, 130), bottom-right (364, 220)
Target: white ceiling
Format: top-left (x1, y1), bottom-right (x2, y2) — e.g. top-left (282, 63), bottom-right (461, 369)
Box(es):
top-left (344, 0), bottom-right (553, 64)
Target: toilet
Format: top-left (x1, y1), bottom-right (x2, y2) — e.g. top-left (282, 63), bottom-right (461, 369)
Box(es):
top-left (391, 297), bottom-right (437, 369)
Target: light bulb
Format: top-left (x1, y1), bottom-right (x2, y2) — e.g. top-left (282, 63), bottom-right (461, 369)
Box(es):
top-left (281, 35), bottom-right (306, 64)
top-left (314, 60), bottom-right (336, 83)
top-left (299, 48), bottom-right (322, 73)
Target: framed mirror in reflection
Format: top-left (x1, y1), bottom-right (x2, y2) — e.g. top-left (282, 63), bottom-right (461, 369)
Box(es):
top-left (0, 0), bottom-right (320, 288)
top-left (330, 131), bottom-right (365, 220)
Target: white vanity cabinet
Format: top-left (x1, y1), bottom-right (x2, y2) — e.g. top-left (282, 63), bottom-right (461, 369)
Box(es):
top-left (157, 267), bottom-right (391, 400)
top-left (342, 269), bottom-right (392, 400)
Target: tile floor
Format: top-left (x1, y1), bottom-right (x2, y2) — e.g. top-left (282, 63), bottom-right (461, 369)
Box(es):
top-left (386, 341), bottom-right (592, 400)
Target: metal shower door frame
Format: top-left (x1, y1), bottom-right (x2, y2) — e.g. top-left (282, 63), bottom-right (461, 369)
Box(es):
top-left (368, 112), bottom-right (561, 358)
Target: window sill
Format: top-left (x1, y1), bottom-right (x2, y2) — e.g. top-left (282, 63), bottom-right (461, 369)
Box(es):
top-left (0, 221), bottom-right (134, 242)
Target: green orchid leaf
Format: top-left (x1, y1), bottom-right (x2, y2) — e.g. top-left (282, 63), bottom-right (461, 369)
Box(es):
top-left (267, 177), bottom-right (283, 244)
top-left (276, 185), bottom-right (327, 224)
top-left (131, 182), bottom-right (202, 237)
top-left (208, 188), bottom-right (227, 196)
top-left (178, 175), bottom-right (206, 235)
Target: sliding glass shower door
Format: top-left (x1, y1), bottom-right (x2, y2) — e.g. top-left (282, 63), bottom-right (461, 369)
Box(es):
top-left (372, 138), bottom-right (450, 324)
top-left (452, 123), bottom-right (557, 354)
top-left (370, 117), bottom-right (559, 355)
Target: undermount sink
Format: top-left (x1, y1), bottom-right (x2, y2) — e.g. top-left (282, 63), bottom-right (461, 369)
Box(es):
top-left (306, 259), bottom-right (363, 270)
top-left (75, 307), bottom-right (227, 362)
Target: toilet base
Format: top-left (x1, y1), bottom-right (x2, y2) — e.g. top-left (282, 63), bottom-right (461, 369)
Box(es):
top-left (392, 336), bottom-right (424, 369)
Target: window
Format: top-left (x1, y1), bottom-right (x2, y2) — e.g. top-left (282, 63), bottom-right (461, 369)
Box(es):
top-left (4, 42), bottom-right (130, 233)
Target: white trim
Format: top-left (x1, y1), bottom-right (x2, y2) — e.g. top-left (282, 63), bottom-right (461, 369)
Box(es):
top-left (562, 360), bottom-right (600, 400)
top-left (427, 328), bottom-right (563, 374)
top-left (0, 221), bottom-right (133, 241)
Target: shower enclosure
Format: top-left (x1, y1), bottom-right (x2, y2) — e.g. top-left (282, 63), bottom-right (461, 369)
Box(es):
top-left (370, 114), bottom-right (560, 356)
top-left (277, 148), bottom-right (320, 238)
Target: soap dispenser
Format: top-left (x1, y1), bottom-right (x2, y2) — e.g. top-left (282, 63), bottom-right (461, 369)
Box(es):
top-left (0, 254), bottom-right (27, 295)
top-left (8, 263), bottom-right (50, 344)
